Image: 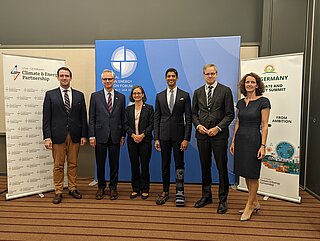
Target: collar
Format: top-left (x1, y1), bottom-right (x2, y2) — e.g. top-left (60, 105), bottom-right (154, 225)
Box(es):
top-left (205, 81), bottom-right (217, 90)
top-left (104, 88), bottom-right (114, 96)
top-left (167, 86), bottom-right (177, 94)
top-left (60, 86), bottom-right (71, 92)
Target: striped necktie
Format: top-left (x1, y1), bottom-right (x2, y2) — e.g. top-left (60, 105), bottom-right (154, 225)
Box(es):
top-left (207, 85), bottom-right (213, 107)
top-left (63, 89), bottom-right (71, 113)
top-left (107, 92), bottom-right (112, 112)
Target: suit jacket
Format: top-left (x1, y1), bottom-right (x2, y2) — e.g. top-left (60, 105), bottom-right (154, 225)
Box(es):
top-left (42, 87), bottom-right (88, 144)
top-left (192, 83), bottom-right (234, 140)
top-left (154, 88), bottom-right (192, 141)
top-left (88, 89), bottom-right (126, 144)
top-left (124, 103), bottom-right (154, 144)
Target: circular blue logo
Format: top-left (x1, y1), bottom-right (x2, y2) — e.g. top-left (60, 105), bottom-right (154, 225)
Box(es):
top-left (111, 46), bottom-right (137, 78)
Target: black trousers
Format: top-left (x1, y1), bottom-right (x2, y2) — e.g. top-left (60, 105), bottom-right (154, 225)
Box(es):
top-left (197, 138), bottom-right (229, 202)
top-left (95, 139), bottom-right (120, 190)
top-left (160, 140), bottom-right (185, 192)
top-left (127, 141), bottom-right (152, 193)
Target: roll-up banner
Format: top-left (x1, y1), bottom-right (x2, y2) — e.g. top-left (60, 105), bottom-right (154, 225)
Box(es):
top-left (2, 54), bottom-right (65, 200)
top-left (240, 53), bottom-right (303, 203)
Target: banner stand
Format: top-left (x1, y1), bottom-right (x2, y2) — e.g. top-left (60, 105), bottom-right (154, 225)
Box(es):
top-left (0, 189), bottom-right (7, 195)
top-left (237, 185), bottom-right (301, 203)
top-left (3, 54), bottom-right (65, 200)
top-left (239, 53), bottom-right (303, 204)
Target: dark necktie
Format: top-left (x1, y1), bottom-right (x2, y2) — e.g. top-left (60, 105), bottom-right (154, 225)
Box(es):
top-left (107, 92), bottom-right (112, 112)
top-left (63, 89), bottom-right (71, 113)
top-left (169, 89), bottom-right (174, 113)
top-left (207, 85), bottom-right (213, 107)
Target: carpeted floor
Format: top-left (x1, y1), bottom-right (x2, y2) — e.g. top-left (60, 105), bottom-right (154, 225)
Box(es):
top-left (0, 176), bottom-right (319, 241)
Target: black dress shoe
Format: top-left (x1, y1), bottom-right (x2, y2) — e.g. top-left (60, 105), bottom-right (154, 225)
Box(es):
top-left (96, 189), bottom-right (105, 200)
top-left (217, 201), bottom-right (228, 214)
top-left (52, 194), bottom-right (62, 204)
top-left (156, 192), bottom-right (169, 205)
top-left (69, 190), bottom-right (82, 199)
top-left (194, 197), bottom-right (213, 208)
top-left (110, 190), bottom-right (118, 200)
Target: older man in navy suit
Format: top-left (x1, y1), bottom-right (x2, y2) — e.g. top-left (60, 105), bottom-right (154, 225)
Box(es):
top-left (154, 68), bottom-right (192, 207)
top-left (89, 69), bottom-right (126, 200)
top-left (43, 67), bottom-right (88, 204)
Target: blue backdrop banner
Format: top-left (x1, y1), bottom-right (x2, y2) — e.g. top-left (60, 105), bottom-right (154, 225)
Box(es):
top-left (95, 36), bottom-right (240, 184)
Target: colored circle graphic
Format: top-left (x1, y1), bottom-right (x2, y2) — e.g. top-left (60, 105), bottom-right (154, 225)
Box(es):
top-left (276, 142), bottom-right (294, 159)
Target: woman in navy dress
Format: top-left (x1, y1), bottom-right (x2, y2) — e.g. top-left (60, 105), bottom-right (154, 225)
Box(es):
top-left (124, 86), bottom-right (154, 200)
top-left (230, 72), bottom-right (271, 221)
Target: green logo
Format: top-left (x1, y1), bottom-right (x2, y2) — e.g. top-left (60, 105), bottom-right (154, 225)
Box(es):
top-left (264, 64), bottom-right (276, 74)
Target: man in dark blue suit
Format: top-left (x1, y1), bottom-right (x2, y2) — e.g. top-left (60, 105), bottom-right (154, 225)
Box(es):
top-left (154, 68), bottom-right (192, 207)
top-left (89, 69), bottom-right (126, 200)
top-left (43, 67), bottom-right (88, 204)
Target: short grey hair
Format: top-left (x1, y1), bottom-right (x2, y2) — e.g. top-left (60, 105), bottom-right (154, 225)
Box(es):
top-left (101, 69), bottom-right (115, 78)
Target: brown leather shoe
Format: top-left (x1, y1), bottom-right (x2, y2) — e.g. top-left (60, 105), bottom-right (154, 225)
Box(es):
top-left (96, 189), bottom-right (105, 200)
top-left (110, 190), bottom-right (118, 200)
top-left (52, 194), bottom-right (62, 204)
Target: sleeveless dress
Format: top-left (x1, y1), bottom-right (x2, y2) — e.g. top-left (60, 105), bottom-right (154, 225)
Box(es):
top-left (234, 96), bottom-right (271, 179)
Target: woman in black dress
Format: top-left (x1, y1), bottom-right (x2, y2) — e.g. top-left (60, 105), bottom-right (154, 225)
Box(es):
top-left (124, 86), bottom-right (154, 200)
top-left (230, 72), bottom-right (271, 221)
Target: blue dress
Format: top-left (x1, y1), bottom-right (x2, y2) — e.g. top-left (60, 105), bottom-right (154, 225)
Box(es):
top-left (234, 97), bottom-right (271, 179)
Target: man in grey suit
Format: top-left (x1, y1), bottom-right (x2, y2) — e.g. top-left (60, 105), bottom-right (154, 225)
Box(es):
top-left (192, 64), bottom-right (234, 213)
top-left (89, 69), bottom-right (126, 200)
top-left (43, 66), bottom-right (88, 204)
top-left (154, 68), bottom-right (192, 207)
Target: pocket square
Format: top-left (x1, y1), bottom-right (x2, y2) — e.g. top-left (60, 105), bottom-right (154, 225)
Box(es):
top-left (180, 97), bottom-right (184, 100)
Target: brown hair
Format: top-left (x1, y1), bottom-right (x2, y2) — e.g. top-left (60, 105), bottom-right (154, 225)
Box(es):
top-left (129, 85), bottom-right (147, 102)
top-left (239, 72), bottom-right (265, 96)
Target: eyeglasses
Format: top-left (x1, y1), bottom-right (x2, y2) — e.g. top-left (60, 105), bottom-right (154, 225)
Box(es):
top-left (102, 78), bottom-right (114, 81)
top-left (132, 92), bottom-right (142, 95)
top-left (204, 72), bottom-right (217, 76)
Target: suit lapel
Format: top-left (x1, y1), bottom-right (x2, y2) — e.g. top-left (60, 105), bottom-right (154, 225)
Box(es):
top-left (171, 88), bottom-right (181, 114)
top-left (54, 88), bottom-right (67, 113)
top-left (161, 90), bottom-right (171, 114)
top-left (99, 90), bottom-right (108, 110)
top-left (112, 91), bottom-right (120, 113)
top-left (139, 104), bottom-right (146, 121)
top-left (200, 86), bottom-right (208, 108)
top-left (70, 88), bottom-right (78, 114)
top-left (210, 84), bottom-right (220, 108)
top-left (130, 105), bottom-right (135, 129)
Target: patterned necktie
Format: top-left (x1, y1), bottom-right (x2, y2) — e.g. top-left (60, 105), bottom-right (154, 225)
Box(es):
top-left (207, 85), bottom-right (213, 107)
top-left (63, 89), bottom-right (71, 113)
top-left (107, 92), bottom-right (112, 112)
top-left (169, 89), bottom-right (174, 113)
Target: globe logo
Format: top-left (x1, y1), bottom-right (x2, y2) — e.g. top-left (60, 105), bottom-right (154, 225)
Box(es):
top-left (111, 46), bottom-right (137, 78)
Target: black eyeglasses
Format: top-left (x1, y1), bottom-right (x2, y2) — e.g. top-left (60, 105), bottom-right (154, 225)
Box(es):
top-left (102, 78), bottom-right (114, 81)
top-left (204, 72), bottom-right (217, 76)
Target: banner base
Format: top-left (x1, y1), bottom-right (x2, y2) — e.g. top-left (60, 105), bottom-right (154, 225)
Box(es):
top-left (6, 188), bottom-right (54, 200)
top-left (237, 185), bottom-right (301, 204)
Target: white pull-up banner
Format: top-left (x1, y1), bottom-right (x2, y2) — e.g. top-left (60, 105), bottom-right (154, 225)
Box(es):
top-left (239, 53), bottom-right (303, 203)
top-left (2, 54), bottom-right (65, 200)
